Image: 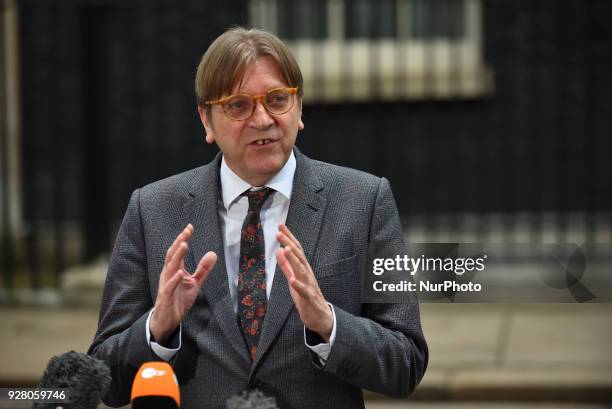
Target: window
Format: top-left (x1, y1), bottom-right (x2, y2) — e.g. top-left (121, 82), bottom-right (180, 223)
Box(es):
top-left (250, 0), bottom-right (494, 103)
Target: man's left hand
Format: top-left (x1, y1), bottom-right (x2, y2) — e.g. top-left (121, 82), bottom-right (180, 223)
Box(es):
top-left (276, 224), bottom-right (334, 342)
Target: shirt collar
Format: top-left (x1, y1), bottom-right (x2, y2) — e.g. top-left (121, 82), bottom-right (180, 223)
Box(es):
top-left (220, 151), bottom-right (296, 209)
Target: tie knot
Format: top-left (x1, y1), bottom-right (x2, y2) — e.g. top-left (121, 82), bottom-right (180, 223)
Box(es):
top-left (243, 187), bottom-right (273, 212)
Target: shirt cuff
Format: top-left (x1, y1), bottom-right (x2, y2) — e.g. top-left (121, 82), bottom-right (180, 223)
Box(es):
top-left (304, 303), bottom-right (337, 364)
top-left (145, 309), bottom-right (181, 361)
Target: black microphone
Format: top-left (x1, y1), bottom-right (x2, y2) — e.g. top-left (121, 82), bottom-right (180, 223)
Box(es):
top-left (32, 351), bottom-right (111, 409)
top-left (225, 390), bottom-right (279, 409)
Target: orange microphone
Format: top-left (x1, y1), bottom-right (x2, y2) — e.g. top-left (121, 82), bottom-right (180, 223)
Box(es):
top-left (131, 362), bottom-right (180, 409)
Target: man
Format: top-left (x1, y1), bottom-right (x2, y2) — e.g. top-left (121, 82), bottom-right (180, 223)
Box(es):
top-left (89, 27), bottom-right (428, 409)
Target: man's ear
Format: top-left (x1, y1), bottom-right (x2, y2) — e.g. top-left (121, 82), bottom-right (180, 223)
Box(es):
top-left (197, 106), bottom-right (215, 144)
top-left (297, 98), bottom-right (304, 131)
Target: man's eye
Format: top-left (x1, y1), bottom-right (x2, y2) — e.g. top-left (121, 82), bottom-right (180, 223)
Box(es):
top-left (227, 98), bottom-right (249, 111)
top-left (267, 92), bottom-right (289, 105)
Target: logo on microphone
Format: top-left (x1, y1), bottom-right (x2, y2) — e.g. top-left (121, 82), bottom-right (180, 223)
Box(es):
top-left (141, 367), bottom-right (167, 379)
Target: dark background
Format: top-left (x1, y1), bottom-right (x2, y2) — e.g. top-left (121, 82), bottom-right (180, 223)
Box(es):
top-left (11, 0), bottom-right (612, 277)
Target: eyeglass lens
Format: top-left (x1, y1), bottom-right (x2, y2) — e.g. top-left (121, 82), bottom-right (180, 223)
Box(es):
top-left (224, 89), bottom-right (293, 120)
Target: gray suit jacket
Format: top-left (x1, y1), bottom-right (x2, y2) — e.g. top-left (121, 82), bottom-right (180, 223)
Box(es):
top-left (89, 148), bottom-right (428, 409)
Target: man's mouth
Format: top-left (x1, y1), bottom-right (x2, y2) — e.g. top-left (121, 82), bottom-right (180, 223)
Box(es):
top-left (251, 139), bottom-right (275, 146)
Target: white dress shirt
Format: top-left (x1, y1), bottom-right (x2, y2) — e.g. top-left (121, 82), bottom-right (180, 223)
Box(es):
top-left (147, 152), bottom-right (336, 362)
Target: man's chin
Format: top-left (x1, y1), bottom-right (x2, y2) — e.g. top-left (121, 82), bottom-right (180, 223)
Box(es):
top-left (250, 154), bottom-right (288, 172)
top-left (251, 164), bottom-right (282, 179)
top-left (242, 161), bottom-right (284, 184)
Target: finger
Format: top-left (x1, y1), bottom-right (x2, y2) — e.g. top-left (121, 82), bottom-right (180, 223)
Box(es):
top-left (164, 225), bottom-right (193, 269)
top-left (159, 237), bottom-right (188, 285)
top-left (165, 224), bottom-right (193, 264)
top-left (180, 258), bottom-right (186, 271)
top-left (278, 224), bottom-right (303, 252)
top-left (276, 231), bottom-right (309, 265)
top-left (276, 248), bottom-right (295, 281)
top-left (160, 266), bottom-right (185, 300)
top-left (276, 232), bottom-right (290, 254)
top-left (192, 251), bottom-right (218, 285)
top-left (287, 273), bottom-right (309, 298)
top-left (276, 231), bottom-right (290, 248)
top-left (165, 241), bottom-right (189, 278)
top-left (284, 246), bottom-right (311, 283)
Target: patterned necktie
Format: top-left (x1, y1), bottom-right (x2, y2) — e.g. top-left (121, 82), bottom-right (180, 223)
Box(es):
top-left (238, 187), bottom-right (273, 361)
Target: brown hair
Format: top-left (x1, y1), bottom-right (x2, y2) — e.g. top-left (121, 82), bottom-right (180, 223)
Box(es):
top-left (195, 27), bottom-right (303, 111)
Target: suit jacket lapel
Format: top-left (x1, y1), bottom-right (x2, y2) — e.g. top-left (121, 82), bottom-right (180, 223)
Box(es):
top-left (253, 149), bottom-right (327, 369)
top-left (185, 153), bottom-right (251, 364)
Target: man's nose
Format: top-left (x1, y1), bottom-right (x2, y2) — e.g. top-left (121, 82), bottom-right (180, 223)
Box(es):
top-left (249, 100), bottom-right (274, 129)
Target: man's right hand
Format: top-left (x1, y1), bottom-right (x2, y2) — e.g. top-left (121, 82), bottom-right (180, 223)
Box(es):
top-left (150, 224), bottom-right (217, 344)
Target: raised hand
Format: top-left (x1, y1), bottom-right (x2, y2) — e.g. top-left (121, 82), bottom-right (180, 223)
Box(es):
top-left (150, 224), bottom-right (217, 344)
top-left (276, 224), bottom-right (333, 341)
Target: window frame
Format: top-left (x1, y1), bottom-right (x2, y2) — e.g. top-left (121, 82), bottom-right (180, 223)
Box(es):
top-left (250, 0), bottom-right (494, 103)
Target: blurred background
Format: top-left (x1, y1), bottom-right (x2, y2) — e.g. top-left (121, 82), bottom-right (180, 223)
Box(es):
top-left (1, 0), bottom-right (611, 407)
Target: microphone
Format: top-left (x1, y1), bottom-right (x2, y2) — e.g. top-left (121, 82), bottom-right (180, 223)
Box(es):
top-left (226, 390), bottom-right (279, 409)
top-left (131, 362), bottom-right (180, 409)
top-left (32, 350), bottom-right (111, 409)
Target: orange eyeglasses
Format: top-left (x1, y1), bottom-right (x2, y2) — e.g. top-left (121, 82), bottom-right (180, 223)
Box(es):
top-left (206, 87), bottom-right (298, 121)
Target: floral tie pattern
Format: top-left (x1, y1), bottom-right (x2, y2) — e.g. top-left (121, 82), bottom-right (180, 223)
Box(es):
top-left (238, 187), bottom-right (273, 361)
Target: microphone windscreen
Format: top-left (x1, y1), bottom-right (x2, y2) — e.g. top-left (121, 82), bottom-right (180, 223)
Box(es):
top-left (32, 351), bottom-right (111, 409)
top-left (131, 361), bottom-right (180, 409)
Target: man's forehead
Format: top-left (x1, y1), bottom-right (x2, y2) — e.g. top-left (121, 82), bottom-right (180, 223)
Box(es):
top-left (231, 56), bottom-right (287, 94)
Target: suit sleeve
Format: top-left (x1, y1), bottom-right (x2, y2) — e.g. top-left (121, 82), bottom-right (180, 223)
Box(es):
top-left (316, 177), bottom-right (429, 398)
top-left (87, 189), bottom-right (158, 407)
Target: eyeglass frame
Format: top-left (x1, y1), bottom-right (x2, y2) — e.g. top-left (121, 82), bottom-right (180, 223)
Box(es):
top-left (205, 87), bottom-right (299, 121)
